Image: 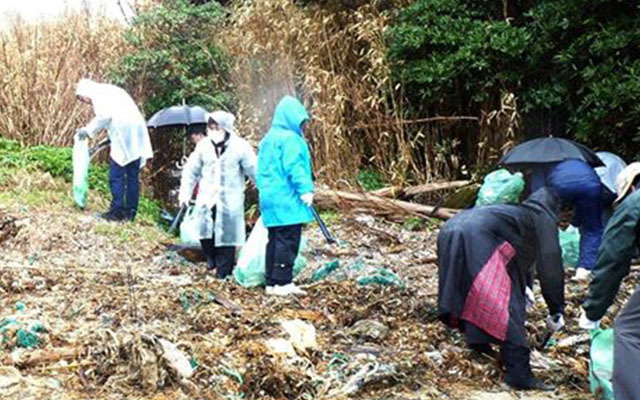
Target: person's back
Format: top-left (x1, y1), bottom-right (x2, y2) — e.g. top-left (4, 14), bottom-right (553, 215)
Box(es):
top-left (75, 78), bottom-right (152, 221)
top-left (547, 159), bottom-right (600, 192)
top-left (532, 158), bottom-right (604, 279)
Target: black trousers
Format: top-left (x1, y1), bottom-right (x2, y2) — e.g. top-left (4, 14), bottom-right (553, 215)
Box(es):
top-left (466, 322), bottom-right (534, 389)
top-left (265, 224), bottom-right (302, 286)
top-left (199, 207), bottom-right (235, 279)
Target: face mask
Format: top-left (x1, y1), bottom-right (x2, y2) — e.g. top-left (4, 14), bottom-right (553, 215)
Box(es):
top-left (208, 127), bottom-right (225, 139)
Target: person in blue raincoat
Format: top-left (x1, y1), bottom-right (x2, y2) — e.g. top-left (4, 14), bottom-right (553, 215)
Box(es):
top-left (530, 159), bottom-right (603, 281)
top-left (257, 96), bottom-right (314, 296)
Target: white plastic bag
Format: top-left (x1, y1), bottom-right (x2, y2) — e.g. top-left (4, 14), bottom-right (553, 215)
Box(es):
top-left (234, 217), bottom-right (269, 287)
top-left (72, 137), bottom-right (90, 209)
top-left (179, 206), bottom-right (200, 245)
top-left (234, 217), bottom-right (308, 288)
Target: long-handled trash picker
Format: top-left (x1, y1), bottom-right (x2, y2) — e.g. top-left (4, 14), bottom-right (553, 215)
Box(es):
top-left (310, 206), bottom-right (337, 245)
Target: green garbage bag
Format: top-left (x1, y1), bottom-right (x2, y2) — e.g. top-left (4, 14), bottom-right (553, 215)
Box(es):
top-left (72, 136), bottom-right (90, 209)
top-left (590, 328), bottom-right (614, 399)
top-left (475, 169), bottom-right (525, 206)
top-left (559, 225), bottom-right (580, 269)
top-left (234, 217), bottom-right (307, 287)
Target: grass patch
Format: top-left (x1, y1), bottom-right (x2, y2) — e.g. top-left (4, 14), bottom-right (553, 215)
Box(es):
top-left (0, 138), bottom-right (161, 225)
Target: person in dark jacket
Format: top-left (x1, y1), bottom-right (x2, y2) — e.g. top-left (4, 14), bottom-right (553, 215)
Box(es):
top-left (580, 162), bottom-right (640, 400)
top-left (437, 188), bottom-right (565, 391)
top-left (530, 159), bottom-right (604, 281)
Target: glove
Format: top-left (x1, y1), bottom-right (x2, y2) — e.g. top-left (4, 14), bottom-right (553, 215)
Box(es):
top-left (75, 128), bottom-right (89, 141)
top-left (579, 310), bottom-right (601, 330)
top-left (525, 286), bottom-right (535, 310)
top-left (546, 313), bottom-right (565, 332)
top-left (300, 192), bottom-right (314, 207)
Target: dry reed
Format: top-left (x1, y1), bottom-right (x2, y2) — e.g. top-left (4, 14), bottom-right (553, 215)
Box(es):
top-left (222, 0), bottom-right (518, 185)
top-left (0, 10), bottom-right (128, 147)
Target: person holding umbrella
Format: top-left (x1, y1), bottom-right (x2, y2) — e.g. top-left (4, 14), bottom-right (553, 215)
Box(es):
top-left (256, 96), bottom-right (314, 297)
top-left (529, 159), bottom-right (603, 281)
top-left (579, 162), bottom-right (640, 400)
top-left (75, 78), bottom-right (153, 222)
top-left (178, 111), bottom-right (257, 278)
top-left (500, 137), bottom-right (606, 281)
top-left (437, 188), bottom-right (565, 391)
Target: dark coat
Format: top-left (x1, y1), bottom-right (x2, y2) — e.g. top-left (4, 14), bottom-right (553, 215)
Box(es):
top-left (584, 189), bottom-right (640, 321)
top-left (437, 188), bottom-right (565, 346)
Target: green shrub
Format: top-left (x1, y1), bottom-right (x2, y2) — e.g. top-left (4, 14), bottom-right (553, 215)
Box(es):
top-left (110, 0), bottom-right (235, 115)
top-left (388, 0), bottom-right (640, 162)
top-left (357, 168), bottom-right (386, 191)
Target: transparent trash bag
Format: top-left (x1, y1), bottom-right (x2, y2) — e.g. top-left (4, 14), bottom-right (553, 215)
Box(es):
top-left (72, 137), bottom-right (90, 209)
top-left (234, 217), bottom-right (306, 288)
top-left (179, 206), bottom-right (201, 245)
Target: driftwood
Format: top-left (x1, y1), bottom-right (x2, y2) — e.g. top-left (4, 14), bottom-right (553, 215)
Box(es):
top-left (371, 180), bottom-right (471, 199)
top-left (2, 347), bottom-right (83, 367)
top-left (315, 188), bottom-right (459, 220)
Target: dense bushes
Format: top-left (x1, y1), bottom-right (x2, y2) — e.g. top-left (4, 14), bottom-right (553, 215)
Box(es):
top-left (110, 0), bottom-right (234, 116)
top-left (388, 0), bottom-right (640, 162)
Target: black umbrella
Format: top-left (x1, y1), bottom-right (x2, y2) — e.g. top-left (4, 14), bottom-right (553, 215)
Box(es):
top-left (147, 105), bottom-right (208, 129)
top-left (499, 137), bottom-right (604, 169)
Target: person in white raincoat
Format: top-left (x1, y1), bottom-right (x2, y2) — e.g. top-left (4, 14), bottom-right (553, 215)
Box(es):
top-left (178, 111), bottom-right (257, 278)
top-left (75, 78), bottom-right (153, 221)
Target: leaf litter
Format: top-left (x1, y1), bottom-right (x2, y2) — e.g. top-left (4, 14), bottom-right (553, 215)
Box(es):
top-left (1, 178), bottom-right (631, 400)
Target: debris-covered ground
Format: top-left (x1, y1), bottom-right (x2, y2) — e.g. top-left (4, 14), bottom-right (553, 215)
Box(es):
top-left (1, 170), bottom-right (635, 400)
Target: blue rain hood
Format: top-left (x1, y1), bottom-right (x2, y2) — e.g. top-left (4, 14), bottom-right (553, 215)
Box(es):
top-left (270, 96), bottom-right (309, 135)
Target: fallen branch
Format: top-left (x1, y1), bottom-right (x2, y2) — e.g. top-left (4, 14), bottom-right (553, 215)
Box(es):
top-left (2, 347), bottom-right (83, 367)
top-left (315, 188), bottom-right (458, 220)
top-left (371, 180), bottom-right (471, 199)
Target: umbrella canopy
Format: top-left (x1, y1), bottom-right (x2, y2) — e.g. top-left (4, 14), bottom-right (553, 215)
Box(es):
top-left (499, 137), bottom-right (604, 169)
top-left (147, 105), bottom-right (208, 129)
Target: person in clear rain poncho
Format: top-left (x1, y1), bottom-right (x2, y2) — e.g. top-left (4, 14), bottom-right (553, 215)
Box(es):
top-left (75, 78), bottom-right (153, 221)
top-left (178, 111), bottom-right (257, 278)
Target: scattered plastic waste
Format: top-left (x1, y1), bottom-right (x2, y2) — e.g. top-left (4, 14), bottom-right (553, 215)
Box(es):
top-left (311, 259), bottom-right (340, 282)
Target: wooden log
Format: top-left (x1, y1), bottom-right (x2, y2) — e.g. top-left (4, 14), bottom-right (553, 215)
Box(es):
top-left (315, 188), bottom-right (459, 220)
top-left (371, 180), bottom-right (471, 199)
top-left (2, 347), bottom-right (83, 367)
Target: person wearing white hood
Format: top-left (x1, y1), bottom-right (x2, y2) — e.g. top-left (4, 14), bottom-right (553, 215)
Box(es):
top-left (75, 78), bottom-right (153, 221)
top-left (178, 111), bottom-right (257, 278)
